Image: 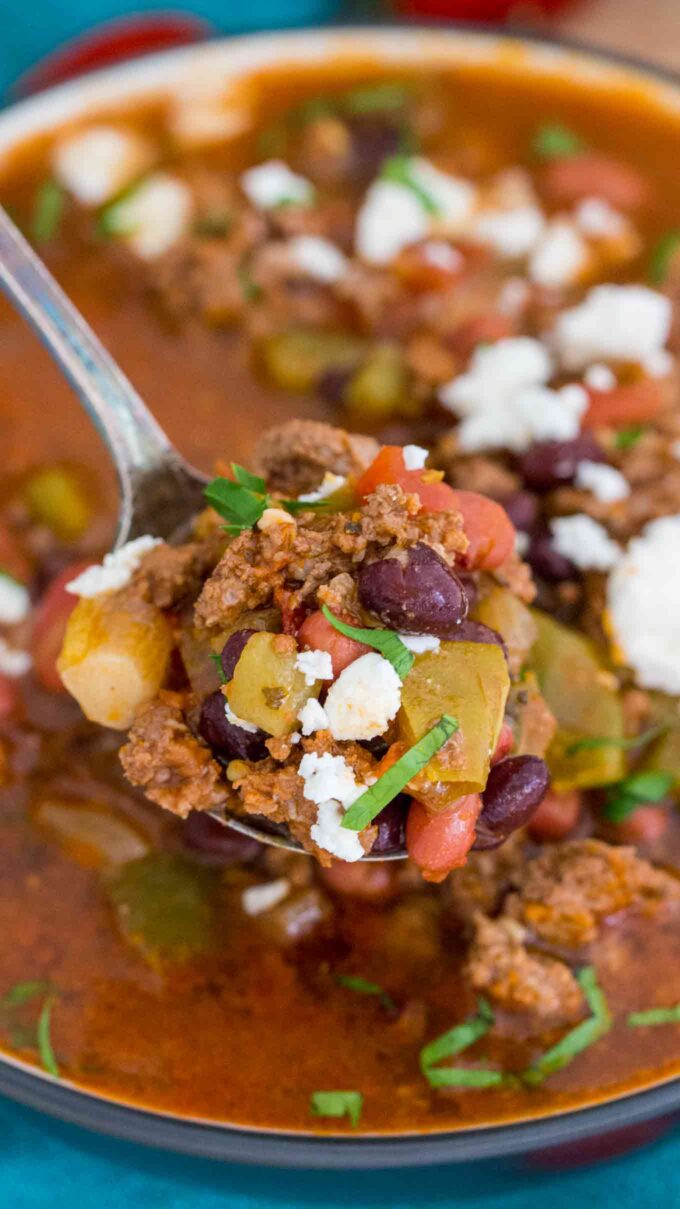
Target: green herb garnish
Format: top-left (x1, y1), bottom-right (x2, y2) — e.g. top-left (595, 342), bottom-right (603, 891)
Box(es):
top-left (426, 1066), bottom-right (513, 1090)
top-left (1, 980), bottom-right (50, 1009)
top-left (0, 981), bottom-right (59, 1076)
top-left (310, 1090), bottom-right (363, 1127)
top-left (420, 999), bottom-right (494, 1074)
top-left (321, 606), bottom-right (414, 681)
top-left (531, 123), bottom-right (585, 160)
top-left (204, 466), bottom-right (336, 534)
top-left (37, 996), bottom-right (59, 1078)
top-left (231, 464), bottom-right (267, 493)
top-left (31, 180), bottom-right (65, 243)
top-left (344, 82), bottom-right (409, 115)
top-left (335, 973), bottom-right (395, 1012)
top-left (341, 715), bottom-right (458, 832)
top-left (615, 425), bottom-right (647, 451)
top-left (602, 769), bottom-right (674, 822)
top-left (380, 155), bottom-right (440, 215)
top-left (522, 967), bottom-right (611, 1086)
top-left (628, 1004), bottom-right (680, 1027)
top-left (648, 231), bottom-right (680, 284)
top-left (209, 652), bottom-right (227, 683)
top-left (566, 724), bottom-right (667, 757)
top-left (237, 262), bottom-right (263, 303)
top-left (193, 212), bottom-right (232, 238)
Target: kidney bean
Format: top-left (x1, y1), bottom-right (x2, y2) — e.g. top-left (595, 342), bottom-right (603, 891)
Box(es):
top-left (317, 366), bottom-right (354, 405)
top-left (457, 573), bottom-right (479, 611)
top-left (501, 490), bottom-right (541, 534)
top-left (443, 618), bottom-right (508, 663)
top-left (518, 434), bottom-right (604, 492)
top-left (198, 690), bottom-right (267, 762)
top-left (220, 629), bottom-right (257, 682)
top-left (406, 794), bottom-right (481, 882)
top-left (528, 788), bottom-right (582, 841)
top-left (526, 533), bottom-right (577, 582)
top-left (474, 755), bottom-right (550, 850)
top-left (182, 812), bottom-right (263, 865)
top-left (349, 116), bottom-right (404, 179)
top-left (358, 543), bottom-right (468, 636)
top-left (371, 794), bottom-right (409, 854)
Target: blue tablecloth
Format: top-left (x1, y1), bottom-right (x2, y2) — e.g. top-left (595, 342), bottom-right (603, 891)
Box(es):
top-left (1, 1098), bottom-right (678, 1208)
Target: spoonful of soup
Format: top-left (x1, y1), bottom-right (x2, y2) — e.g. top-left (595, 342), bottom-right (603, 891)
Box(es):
top-left (0, 206), bottom-right (549, 876)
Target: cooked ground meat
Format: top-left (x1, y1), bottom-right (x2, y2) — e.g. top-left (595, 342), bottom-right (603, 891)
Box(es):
top-left (434, 440), bottom-right (521, 501)
top-left (447, 831), bottom-right (527, 919)
top-left (253, 419), bottom-right (379, 495)
top-left (507, 839), bottom-right (680, 948)
top-left (465, 912), bottom-right (585, 1024)
top-left (120, 691), bottom-right (227, 817)
top-left (132, 537), bottom-right (222, 609)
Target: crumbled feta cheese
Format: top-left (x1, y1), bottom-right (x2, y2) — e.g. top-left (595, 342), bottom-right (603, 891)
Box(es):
top-left (257, 507), bottom-right (295, 531)
top-left (295, 649), bottom-right (333, 686)
top-left (402, 444), bottom-right (428, 471)
top-left (224, 699), bottom-right (258, 734)
top-left (289, 732), bottom-right (301, 744)
top-left (671, 441), bottom-right (680, 461)
top-left (550, 515), bottom-right (621, 571)
top-left (574, 460), bottom-right (630, 503)
top-left (288, 235), bottom-right (348, 283)
top-left (608, 515), bottom-right (680, 693)
top-left (241, 160), bottom-right (314, 210)
top-left (323, 652), bottom-right (401, 741)
top-left (0, 573), bottom-right (30, 625)
top-left (356, 180), bottom-right (429, 264)
top-left (643, 349), bottom-right (674, 378)
top-left (575, 197), bottom-right (626, 239)
top-left (515, 531), bottom-right (530, 558)
top-left (529, 220), bottom-right (589, 288)
top-left (242, 878), bottom-right (291, 916)
top-left (472, 205), bottom-right (545, 258)
top-left (421, 240), bottom-right (464, 271)
top-left (584, 363), bottom-right (617, 391)
top-left (311, 800), bottom-right (365, 862)
top-left (105, 174), bottom-right (193, 260)
top-left (297, 697), bottom-right (329, 736)
top-left (498, 276), bottom-right (530, 316)
top-left (66, 536), bottom-right (161, 598)
top-left (53, 125), bottom-right (152, 206)
top-left (0, 639), bottom-right (31, 678)
top-left (297, 473), bottom-right (347, 503)
top-left (553, 285), bottom-right (672, 370)
top-left (398, 633), bottom-right (441, 653)
top-left (407, 159), bottom-right (477, 229)
top-left (299, 751), bottom-right (363, 806)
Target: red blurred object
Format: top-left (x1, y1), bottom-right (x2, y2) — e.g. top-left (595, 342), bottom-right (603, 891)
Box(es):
top-left (395, 0), bottom-right (567, 19)
top-left (12, 13), bottom-right (213, 98)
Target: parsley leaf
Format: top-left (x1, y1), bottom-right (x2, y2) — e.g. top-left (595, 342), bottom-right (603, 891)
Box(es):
top-left (341, 715), bottom-right (458, 831)
top-left (321, 606), bottom-right (414, 681)
top-left (628, 1004), bottom-right (680, 1027)
top-left (335, 973), bottom-right (395, 1012)
top-left (648, 230), bottom-right (680, 284)
top-left (531, 123), bottom-right (585, 160)
top-left (37, 995), bottom-right (59, 1078)
top-left (521, 967), bottom-right (611, 1086)
top-left (566, 724), bottom-right (668, 757)
top-left (310, 1090), bottom-right (363, 1127)
top-left (31, 180), bottom-right (65, 243)
top-left (426, 1066), bottom-right (513, 1090)
top-left (602, 769), bottom-right (674, 822)
top-left (203, 475), bottom-right (270, 535)
top-left (209, 652), bottom-right (227, 683)
top-left (231, 463), bottom-right (267, 493)
top-left (615, 425), bottom-right (647, 451)
top-left (1, 980), bottom-right (50, 1009)
top-left (420, 999), bottom-right (494, 1074)
top-left (380, 155), bottom-right (440, 215)
top-left (344, 82), bottom-right (409, 114)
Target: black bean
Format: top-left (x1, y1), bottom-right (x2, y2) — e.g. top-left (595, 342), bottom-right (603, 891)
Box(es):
top-left (220, 629), bottom-right (257, 682)
top-left (198, 690), bottom-right (267, 762)
top-left (474, 755), bottom-right (550, 850)
top-left (182, 812), bottom-right (263, 865)
top-left (358, 543), bottom-right (468, 637)
top-left (526, 533), bottom-right (577, 582)
top-left (371, 795), bottom-right (409, 854)
top-left (518, 434), bottom-right (604, 492)
top-left (501, 490), bottom-right (541, 534)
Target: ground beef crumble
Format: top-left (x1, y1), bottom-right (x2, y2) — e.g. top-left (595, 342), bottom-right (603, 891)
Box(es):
top-left (253, 419), bottom-right (379, 495)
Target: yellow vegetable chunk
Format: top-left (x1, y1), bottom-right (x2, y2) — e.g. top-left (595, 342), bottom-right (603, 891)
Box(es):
top-left (226, 631), bottom-right (318, 737)
top-left (345, 343), bottom-right (416, 422)
top-left (473, 586), bottom-right (537, 677)
top-left (529, 609), bottom-right (625, 790)
top-left (642, 726), bottom-right (680, 796)
top-left (22, 464), bottom-right (92, 541)
top-left (260, 328), bottom-right (364, 393)
top-left (57, 594), bottom-right (173, 729)
top-left (398, 641), bottom-right (510, 797)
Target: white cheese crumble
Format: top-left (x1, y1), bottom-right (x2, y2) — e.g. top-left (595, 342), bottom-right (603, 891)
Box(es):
top-left (584, 363), bottom-right (617, 391)
top-left (241, 878), bottom-right (291, 916)
top-left (355, 180), bottom-right (429, 265)
top-left (297, 473), bottom-right (347, 504)
top-left (300, 750), bottom-right (368, 862)
top-left (297, 697), bottom-right (329, 735)
top-left (574, 460), bottom-right (630, 503)
top-left (515, 531), bottom-right (530, 558)
top-left (323, 652), bottom-right (401, 741)
top-left (528, 220), bottom-right (589, 288)
top-left (257, 507), bottom-right (295, 531)
top-left (402, 444), bottom-right (429, 471)
top-left (643, 349), bottom-right (674, 378)
top-left (421, 240), bottom-right (464, 272)
top-left (498, 276), bottom-right (530, 317)
top-left (608, 515), bottom-right (680, 693)
top-left (407, 159), bottom-right (477, 228)
top-left (288, 235), bottom-right (348, 283)
top-left (0, 639), bottom-right (31, 678)
top-left (53, 125), bottom-right (152, 206)
top-left (224, 699), bottom-right (258, 734)
top-left (241, 160), bottom-right (314, 210)
top-left (472, 205), bottom-right (545, 258)
top-left (295, 649), bottom-right (333, 686)
top-left (553, 285), bottom-right (672, 370)
top-left (574, 197), bottom-right (626, 239)
top-left (398, 633), bottom-right (441, 653)
top-left (66, 536), bottom-right (161, 598)
top-left (550, 514), bottom-right (621, 571)
top-left (104, 174), bottom-right (193, 260)
top-left (0, 573), bottom-right (30, 626)
top-left (311, 800), bottom-right (365, 862)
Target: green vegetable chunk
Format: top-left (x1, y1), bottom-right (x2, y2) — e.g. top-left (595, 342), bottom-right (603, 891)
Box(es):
top-left (310, 1090), bottom-right (363, 1127)
top-left (106, 854), bottom-right (218, 965)
top-left (345, 344), bottom-right (414, 422)
top-left (226, 631), bottom-right (318, 737)
top-left (532, 123), bottom-right (585, 160)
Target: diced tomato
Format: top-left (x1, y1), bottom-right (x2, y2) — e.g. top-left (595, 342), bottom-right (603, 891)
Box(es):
top-left (491, 720), bottom-right (514, 766)
top-left (406, 794), bottom-right (481, 882)
top-left (0, 673), bottom-right (20, 721)
top-left (297, 610), bottom-right (370, 678)
top-left (356, 446), bottom-right (459, 512)
top-left (448, 489), bottom-right (516, 571)
top-left (541, 152), bottom-right (650, 210)
top-left (582, 379), bottom-right (665, 429)
top-left (528, 788), bottom-right (582, 842)
top-left (606, 804), bottom-right (669, 847)
top-left (31, 562), bottom-right (89, 693)
top-left (0, 522), bottom-right (32, 583)
top-left (449, 312), bottom-right (515, 358)
top-left (392, 241), bottom-right (466, 293)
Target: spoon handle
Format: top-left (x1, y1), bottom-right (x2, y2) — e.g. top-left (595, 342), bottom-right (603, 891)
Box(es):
top-left (0, 206), bottom-right (205, 545)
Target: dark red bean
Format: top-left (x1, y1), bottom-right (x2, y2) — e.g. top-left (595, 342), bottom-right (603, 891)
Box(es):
top-left (349, 117), bottom-right (404, 179)
top-left (317, 366), bottom-right (354, 405)
top-left (474, 755), bottom-right (550, 850)
top-left (518, 434), bottom-right (604, 492)
top-left (220, 629), bottom-right (257, 682)
top-left (457, 573), bottom-right (479, 611)
top-left (371, 794), bottom-right (409, 854)
top-left (198, 690), bottom-right (267, 762)
top-left (526, 533), bottom-right (577, 582)
top-left (501, 490), bottom-right (541, 534)
top-left (182, 812), bottom-right (263, 865)
top-left (358, 543), bottom-right (468, 636)
top-left (442, 618), bottom-right (508, 663)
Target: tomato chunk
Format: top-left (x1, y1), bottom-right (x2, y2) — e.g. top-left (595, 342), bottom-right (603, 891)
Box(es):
top-left (449, 312), bottom-right (515, 358)
top-left (356, 446), bottom-right (459, 512)
top-left (392, 241), bottom-right (466, 293)
top-left (32, 562), bottom-right (89, 693)
top-left (0, 674), bottom-right (20, 721)
top-left (605, 804), bottom-right (669, 847)
top-left (528, 788), bottom-right (582, 842)
top-left (448, 489), bottom-right (516, 571)
top-left (297, 610), bottom-right (370, 678)
top-left (582, 379), bottom-right (665, 429)
top-left (406, 794), bottom-right (481, 882)
top-left (542, 152), bottom-right (650, 210)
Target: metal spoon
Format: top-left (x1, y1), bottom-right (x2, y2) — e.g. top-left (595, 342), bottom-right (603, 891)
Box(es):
top-left (0, 207), bottom-right (403, 860)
